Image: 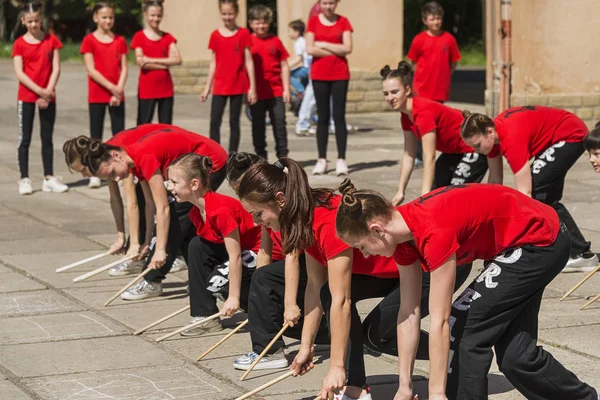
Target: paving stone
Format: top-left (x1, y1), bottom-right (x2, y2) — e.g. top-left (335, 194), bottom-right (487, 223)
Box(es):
top-left (0, 380), bottom-right (32, 400)
top-left (0, 291), bottom-right (83, 318)
top-left (0, 266), bottom-right (46, 293)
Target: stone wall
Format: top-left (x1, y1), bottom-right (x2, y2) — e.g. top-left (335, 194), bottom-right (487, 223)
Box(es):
top-left (510, 93), bottom-right (600, 128)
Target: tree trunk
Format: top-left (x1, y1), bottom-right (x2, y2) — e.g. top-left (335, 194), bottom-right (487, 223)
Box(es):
top-left (0, 0), bottom-right (7, 41)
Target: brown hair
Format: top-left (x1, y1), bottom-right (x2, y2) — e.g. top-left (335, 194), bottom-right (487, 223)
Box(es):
top-left (78, 141), bottom-right (121, 175)
top-left (218, 0), bottom-right (239, 13)
top-left (226, 152), bottom-right (266, 191)
top-left (63, 136), bottom-right (98, 172)
top-left (583, 121), bottom-right (600, 152)
top-left (288, 19), bottom-right (305, 35)
top-left (143, 0), bottom-right (164, 12)
top-left (421, 1), bottom-right (444, 18)
top-left (459, 110), bottom-right (496, 139)
top-left (381, 61), bottom-right (413, 90)
top-left (237, 158), bottom-right (334, 254)
top-left (21, 1), bottom-right (43, 16)
top-left (248, 4), bottom-right (273, 23)
top-left (336, 179), bottom-right (396, 240)
top-left (168, 153), bottom-right (213, 189)
top-left (91, 1), bottom-right (115, 14)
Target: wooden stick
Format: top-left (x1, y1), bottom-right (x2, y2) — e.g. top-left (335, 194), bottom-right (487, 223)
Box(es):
top-left (581, 293), bottom-right (600, 310)
top-left (561, 264), bottom-right (600, 301)
top-left (241, 322), bottom-right (289, 381)
top-left (155, 312), bottom-right (221, 342)
top-left (72, 254), bottom-right (138, 283)
top-left (234, 370), bottom-right (294, 400)
top-left (103, 268), bottom-right (154, 307)
top-left (134, 305), bottom-right (191, 335)
top-left (56, 251), bottom-right (110, 273)
top-left (196, 319), bottom-right (249, 361)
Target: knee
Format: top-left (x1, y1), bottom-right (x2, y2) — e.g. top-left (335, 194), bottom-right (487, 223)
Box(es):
top-left (187, 237), bottom-right (204, 262)
top-left (496, 339), bottom-right (534, 378)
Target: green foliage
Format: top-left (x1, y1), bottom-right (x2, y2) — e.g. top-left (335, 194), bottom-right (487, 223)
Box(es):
top-left (0, 40), bottom-right (138, 63)
top-left (83, 0), bottom-right (143, 20)
top-left (458, 40), bottom-right (485, 66)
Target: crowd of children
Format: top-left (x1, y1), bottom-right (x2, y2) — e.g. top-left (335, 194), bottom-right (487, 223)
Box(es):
top-left (11, 0), bottom-right (600, 399)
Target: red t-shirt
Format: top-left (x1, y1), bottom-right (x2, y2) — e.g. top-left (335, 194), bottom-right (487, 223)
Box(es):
top-left (188, 192), bottom-right (261, 252)
top-left (80, 33), bottom-right (129, 103)
top-left (251, 34), bottom-right (289, 100)
top-left (306, 195), bottom-right (399, 279)
top-left (393, 184), bottom-right (559, 272)
top-left (208, 28), bottom-right (252, 95)
top-left (106, 123), bottom-right (172, 148)
top-left (130, 30), bottom-right (176, 99)
top-left (306, 15), bottom-right (353, 81)
top-left (12, 34), bottom-right (62, 103)
top-left (487, 106), bottom-right (589, 173)
top-left (401, 97), bottom-right (474, 154)
top-left (265, 227), bottom-right (285, 262)
top-left (407, 31), bottom-right (461, 102)
top-left (125, 127), bottom-right (228, 181)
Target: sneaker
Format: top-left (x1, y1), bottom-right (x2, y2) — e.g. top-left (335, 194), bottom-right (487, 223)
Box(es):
top-left (170, 256), bottom-right (188, 272)
top-left (108, 260), bottom-right (143, 277)
top-left (42, 176), bottom-right (69, 193)
top-left (120, 279), bottom-right (163, 301)
top-left (336, 159), bottom-right (349, 176)
top-left (308, 126), bottom-right (317, 135)
top-left (312, 159), bottom-right (327, 175)
top-left (334, 391), bottom-right (372, 400)
top-left (88, 177), bottom-right (101, 188)
top-left (233, 348), bottom-right (288, 370)
top-left (18, 178), bottom-right (33, 195)
top-left (562, 253), bottom-right (599, 273)
top-left (180, 316), bottom-right (223, 337)
top-left (295, 128), bottom-right (310, 136)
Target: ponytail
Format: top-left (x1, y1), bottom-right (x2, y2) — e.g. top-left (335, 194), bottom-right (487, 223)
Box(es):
top-left (169, 153), bottom-right (213, 189)
top-left (459, 109), bottom-right (496, 139)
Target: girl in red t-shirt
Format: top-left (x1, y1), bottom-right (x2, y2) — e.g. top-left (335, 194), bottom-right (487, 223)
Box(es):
top-left (584, 122), bottom-right (600, 173)
top-left (80, 2), bottom-right (128, 188)
top-left (131, 0), bottom-right (182, 125)
top-left (460, 107), bottom-right (596, 272)
top-left (335, 181), bottom-right (597, 400)
top-left (236, 158), bottom-right (470, 400)
top-left (306, 0), bottom-right (354, 176)
top-left (381, 61), bottom-right (501, 206)
top-left (201, 0), bottom-right (256, 154)
top-left (167, 154), bottom-right (264, 336)
top-left (12, 2), bottom-right (68, 195)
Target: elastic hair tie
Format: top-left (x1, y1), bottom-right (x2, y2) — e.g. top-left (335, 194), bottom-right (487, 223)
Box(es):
top-left (274, 160), bottom-right (285, 170)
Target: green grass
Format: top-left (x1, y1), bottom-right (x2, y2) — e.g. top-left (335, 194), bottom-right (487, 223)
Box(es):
top-left (1, 40), bottom-right (137, 64)
top-left (458, 41), bottom-right (486, 67)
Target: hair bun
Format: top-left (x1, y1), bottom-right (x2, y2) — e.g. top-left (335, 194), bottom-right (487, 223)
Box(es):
top-left (88, 140), bottom-right (105, 158)
top-left (380, 65), bottom-right (392, 78)
top-left (397, 61), bottom-right (412, 74)
top-left (595, 121), bottom-right (600, 129)
top-left (462, 109), bottom-right (472, 119)
top-left (201, 156), bottom-right (213, 171)
top-left (338, 179), bottom-right (362, 213)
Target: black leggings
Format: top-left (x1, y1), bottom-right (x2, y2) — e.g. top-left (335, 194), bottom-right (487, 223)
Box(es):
top-left (433, 152), bottom-right (489, 189)
top-left (313, 80), bottom-right (349, 159)
top-left (89, 103), bottom-right (125, 141)
top-left (250, 97), bottom-right (289, 159)
top-left (137, 97), bottom-right (174, 125)
top-left (17, 101), bottom-right (55, 178)
top-left (210, 94), bottom-right (244, 154)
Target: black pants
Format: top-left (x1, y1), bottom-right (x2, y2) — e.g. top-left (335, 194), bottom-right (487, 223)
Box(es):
top-left (134, 181), bottom-right (147, 245)
top-left (210, 94), bottom-right (244, 154)
top-left (531, 141), bottom-right (590, 256)
top-left (137, 97), bottom-right (174, 125)
top-left (247, 256), bottom-right (329, 354)
top-left (313, 80), bottom-right (349, 159)
top-left (434, 152), bottom-right (489, 189)
top-left (187, 236), bottom-right (255, 316)
top-left (17, 101), bottom-right (55, 178)
top-left (447, 225), bottom-right (597, 400)
top-left (250, 97), bottom-right (288, 159)
top-left (89, 102), bottom-right (125, 141)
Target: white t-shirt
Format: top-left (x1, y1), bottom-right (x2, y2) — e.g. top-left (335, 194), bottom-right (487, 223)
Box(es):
top-left (293, 36), bottom-right (311, 69)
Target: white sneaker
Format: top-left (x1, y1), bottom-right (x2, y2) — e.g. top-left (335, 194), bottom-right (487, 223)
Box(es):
top-left (108, 260), bottom-right (143, 277)
top-left (18, 178), bottom-right (33, 195)
top-left (170, 256), bottom-right (188, 272)
top-left (42, 176), bottom-right (69, 193)
top-left (312, 159), bottom-right (327, 175)
top-left (562, 253), bottom-right (599, 273)
top-left (180, 316), bottom-right (223, 337)
top-left (88, 177), bottom-right (101, 188)
top-left (334, 392), bottom-right (372, 400)
top-left (308, 126), bottom-right (317, 135)
top-left (233, 348), bottom-right (288, 370)
top-left (336, 159), bottom-right (349, 176)
top-left (120, 279), bottom-right (162, 300)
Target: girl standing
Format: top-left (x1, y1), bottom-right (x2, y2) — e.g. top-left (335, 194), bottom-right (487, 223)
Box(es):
top-left (335, 181), bottom-right (598, 400)
top-left (201, 0), bottom-right (256, 154)
top-left (132, 0), bottom-right (182, 125)
top-left (306, 0), bottom-right (353, 176)
top-left (382, 62), bottom-right (501, 205)
top-left (460, 107), bottom-right (596, 273)
top-left (80, 1), bottom-right (129, 188)
top-left (12, 1), bottom-right (68, 195)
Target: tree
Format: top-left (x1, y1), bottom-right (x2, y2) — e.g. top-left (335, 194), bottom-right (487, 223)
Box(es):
top-left (0, 0), bottom-right (7, 40)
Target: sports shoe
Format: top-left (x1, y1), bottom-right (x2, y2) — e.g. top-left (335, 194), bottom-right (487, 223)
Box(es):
top-left (180, 316), bottom-right (223, 337)
top-left (42, 176), bottom-right (69, 193)
top-left (108, 260), bottom-right (143, 277)
top-left (308, 126), bottom-right (317, 135)
top-left (562, 253), bottom-right (599, 273)
top-left (312, 159), bottom-right (327, 175)
top-left (18, 178), bottom-right (33, 195)
top-left (336, 159), bottom-right (349, 176)
top-left (334, 391), bottom-right (372, 400)
top-left (170, 256), bottom-right (188, 272)
top-left (120, 279), bottom-right (162, 300)
top-left (295, 128), bottom-right (310, 136)
top-left (88, 177), bottom-right (101, 188)
top-left (233, 348), bottom-right (288, 370)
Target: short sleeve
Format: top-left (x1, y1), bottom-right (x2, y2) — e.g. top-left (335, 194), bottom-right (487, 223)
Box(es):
top-left (130, 31), bottom-right (142, 49)
top-left (340, 16), bottom-right (353, 32)
top-left (136, 154), bottom-right (162, 181)
top-left (414, 110), bottom-right (437, 138)
top-left (393, 243), bottom-right (419, 266)
top-left (503, 141), bottom-right (530, 173)
top-left (306, 16), bottom-right (317, 33)
top-left (80, 35), bottom-right (93, 54)
top-left (51, 34), bottom-right (63, 50)
top-left (448, 34), bottom-right (461, 62)
top-left (119, 37), bottom-right (129, 54)
top-left (11, 39), bottom-right (22, 57)
top-left (407, 35), bottom-right (421, 62)
top-left (419, 229), bottom-right (461, 272)
top-left (211, 207), bottom-right (240, 237)
top-left (208, 31), bottom-right (217, 50)
top-left (401, 113), bottom-right (412, 131)
top-left (317, 222), bottom-right (350, 261)
top-left (294, 37), bottom-right (305, 56)
top-left (166, 33), bottom-right (177, 44)
top-left (278, 38), bottom-right (289, 61)
top-left (242, 29), bottom-right (252, 48)
top-left (488, 144), bottom-right (501, 159)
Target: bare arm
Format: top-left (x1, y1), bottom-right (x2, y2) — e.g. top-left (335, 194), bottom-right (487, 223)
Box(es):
top-left (107, 180), bottom-right (125, 254)
top-left (256, 226), bottom-right (273, 268)
top-left (306, 32), bottom-right (333, 58)
top-left (141, 42), bottom-right (182, 67)
top-left (140, 181), bottom-right (157, 247)
top-left (13, 56), bottom-right (46, 97)
top-left (420, 131), bottom-right (437, 195)
top-left (513, 163), bottom-right (532, 197)
top-left (135, 48), bottom-right (167, 70)
top-left (288, 54), bottom-right (303, 70)
top-left (47, 49), bottom-right (61, 93)
top-left (83, 53), bottom-right (118, 94)
top-left (116, 54), bottom-right (128, 93)
top-left (222, 228), bottom-right (243, 316)
top-left (145, 173), bottom-right (170, 268)
top-left (121, 175), bottom-right (141, 252)
top-left (393, 130), bottom-right (419, 205)
top-left (283, 251), bottom-right (301, 326)
top-left (486, 155), bottom-right (504, 184)
top-left (281, 60), bottom-right (291, 102)
top-left (244, 47), bottom-right (257, 104)
top-left (317, 31), bottom-right (352, 57)
top-left (299, 253), bottom-right (327, 349)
